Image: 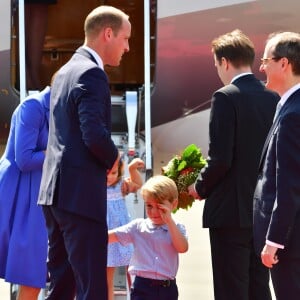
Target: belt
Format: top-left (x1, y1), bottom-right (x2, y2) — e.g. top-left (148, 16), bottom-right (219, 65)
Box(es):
top-left (135, 276), bottom-right (176, 288)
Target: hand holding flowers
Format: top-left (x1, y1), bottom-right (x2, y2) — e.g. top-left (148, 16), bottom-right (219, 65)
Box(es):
top-left (187, 184), bottom-right (202, 200)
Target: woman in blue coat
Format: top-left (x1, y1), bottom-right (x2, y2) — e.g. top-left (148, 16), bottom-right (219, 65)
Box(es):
top-left (0, 86), bottom-right (50, 299)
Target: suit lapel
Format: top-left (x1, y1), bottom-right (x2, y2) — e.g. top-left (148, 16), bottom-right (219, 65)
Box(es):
top-left (258, 91), bottom-right (299, 169)
top-left (259, 118), bottom-right (280, 169)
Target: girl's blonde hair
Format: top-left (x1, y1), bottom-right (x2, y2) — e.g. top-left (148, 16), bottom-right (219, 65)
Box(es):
top-left (141, 175), bottom-right (178, 203)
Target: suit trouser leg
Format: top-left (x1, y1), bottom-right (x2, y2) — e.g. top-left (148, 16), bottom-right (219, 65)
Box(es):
top-left (249, 245), bottom-right (272, 300)
top-left (42, 206), bottom-right (76, 300)
top-left (209, 228), bottom-right (271, 300)
top-left (43, 206), bottom-right (108, 300)
top-left (271, 257), bottom-right (300, 300)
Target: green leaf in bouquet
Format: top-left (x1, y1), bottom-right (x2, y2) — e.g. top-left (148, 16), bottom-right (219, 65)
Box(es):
top-left (162, 156), bottom-right (180, 179)
top-left (181, 144), bottom-right (199, 160)
top-left (191, 159), bottom-right (206, 169)
top-left (178, 160), bottom-right (187, 171)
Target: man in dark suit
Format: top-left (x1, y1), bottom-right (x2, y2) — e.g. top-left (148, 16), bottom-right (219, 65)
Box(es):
top-left (38, 6), bottom-right (131, 300)
top-left (188, 29), bottom-right (279, 300)
top-left (253, 31), bottom-right (300, 300)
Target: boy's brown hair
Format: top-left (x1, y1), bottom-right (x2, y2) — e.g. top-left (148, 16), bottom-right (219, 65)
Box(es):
top-left (141, 175), bottom-right (178, 204)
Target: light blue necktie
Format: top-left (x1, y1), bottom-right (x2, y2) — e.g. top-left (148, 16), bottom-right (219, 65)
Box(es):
top-left (273, 102), bottom-right (282, 121)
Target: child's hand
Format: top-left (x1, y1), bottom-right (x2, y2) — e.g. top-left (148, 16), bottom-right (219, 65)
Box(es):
top-left (128, 158), bottom-right (145, 171)
top-left (124, 157), bottom-right (144, 196)
top-left (157, 203), bottom-right (173, 224)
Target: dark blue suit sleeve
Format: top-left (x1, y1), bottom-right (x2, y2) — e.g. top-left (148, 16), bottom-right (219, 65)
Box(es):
top-left (74, 68), bottom-right (118, 169)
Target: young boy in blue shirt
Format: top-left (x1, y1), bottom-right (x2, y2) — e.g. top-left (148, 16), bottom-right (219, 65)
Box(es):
top-left (108, 175), bottom-right (189, 300)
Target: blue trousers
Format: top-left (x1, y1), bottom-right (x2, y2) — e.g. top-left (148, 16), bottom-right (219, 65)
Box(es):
top-left (131, 276), bottom-right (178, 300)
top-left (42, 206), bottom-right (108, 300)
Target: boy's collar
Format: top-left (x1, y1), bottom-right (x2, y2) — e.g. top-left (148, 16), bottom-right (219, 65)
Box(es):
top-left (146, 218), bottom-right (168, 231)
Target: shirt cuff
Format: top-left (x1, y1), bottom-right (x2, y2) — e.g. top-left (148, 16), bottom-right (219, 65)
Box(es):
top-left (266, 240), bottom-right (285, 249)
top-left (193, 183), bottom-right (202, 199)
top-left (193, 183), bottom-right (197, 193)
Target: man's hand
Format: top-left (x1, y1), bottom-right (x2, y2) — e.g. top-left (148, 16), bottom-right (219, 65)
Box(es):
top-left (187, 184), bottom-right (202, 200)
top-left (261, 244), bottom-right (279, 268)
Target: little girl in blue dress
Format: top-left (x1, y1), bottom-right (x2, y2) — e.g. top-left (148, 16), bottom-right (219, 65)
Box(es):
top-left (106, 155), bottom-right (144, 300)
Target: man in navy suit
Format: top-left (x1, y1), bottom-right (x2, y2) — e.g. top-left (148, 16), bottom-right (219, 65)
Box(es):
top-left (253, 31), bottom-right (300, 300)
top-left (38, 6), bottom-right (131, 300)
top-left (188, 29), bottom-right (279, 300)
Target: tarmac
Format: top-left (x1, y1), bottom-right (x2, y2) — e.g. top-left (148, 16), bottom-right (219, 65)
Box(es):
top-left (0, 281), bottom-right (9, 299)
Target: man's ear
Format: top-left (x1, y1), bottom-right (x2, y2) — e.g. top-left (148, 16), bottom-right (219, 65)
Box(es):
top-left (281, 57), bottom-right (289, 70)
top-left (104, 27), bottom-right (113, 40)
top-left (221, 57), bottom-right (229, 70)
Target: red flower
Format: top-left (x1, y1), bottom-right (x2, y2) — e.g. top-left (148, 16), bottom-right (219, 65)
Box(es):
top-left (180, 167), bottom-right (194, 175)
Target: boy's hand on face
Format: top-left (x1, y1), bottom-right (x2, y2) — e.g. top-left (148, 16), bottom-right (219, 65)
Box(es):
top-left (157, 203), bottom-right (172, 224)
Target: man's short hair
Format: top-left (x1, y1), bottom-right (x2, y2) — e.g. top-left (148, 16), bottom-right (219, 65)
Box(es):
top-left (212, 29), bottom-right (255, 68)
top-left (84, 5), bottom-right (129, 39)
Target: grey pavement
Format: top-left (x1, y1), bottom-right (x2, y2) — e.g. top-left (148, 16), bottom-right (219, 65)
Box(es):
top-left (173, 201), bottom-right (214, 299)
top-left (0, 280), bottom-right (10, 299)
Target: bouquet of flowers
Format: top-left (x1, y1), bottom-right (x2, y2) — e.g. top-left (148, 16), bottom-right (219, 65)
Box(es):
top-left (161, 144), bottom-right (207, 212)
